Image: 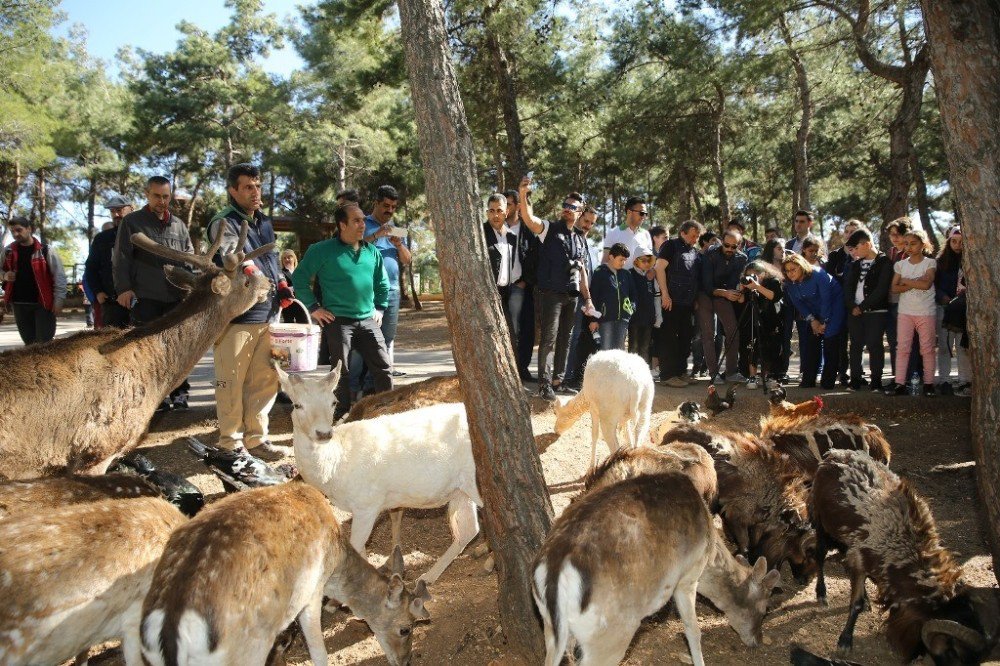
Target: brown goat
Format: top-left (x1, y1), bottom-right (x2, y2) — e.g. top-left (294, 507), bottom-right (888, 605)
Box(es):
top-left (345, 375), bottom-right (463, 422)
top-left (0, 495), bottom-right (186, 665)
top-left (661, 423), bottom-right (818, 584)
top-left (140, 482), bottom-right (430, 666)
top-left (583, 442), bottom-right (718, 507)
top-left (0, 221), bottom-right (274, 480)
top-left (759, 412), bottom-right (891, 477)
top-left (812, 449), bottom-right (998, 663)
top-left (0, 473), bottom-right (159, 520)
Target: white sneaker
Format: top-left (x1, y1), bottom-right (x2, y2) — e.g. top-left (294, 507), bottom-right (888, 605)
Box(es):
top-left (727, 372), bottom-right (748, 383)
top-left (746, 377), bottom-right (758, 390)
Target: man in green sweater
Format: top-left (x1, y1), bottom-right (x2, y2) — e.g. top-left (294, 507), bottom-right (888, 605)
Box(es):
top-left (293, 203), bottom-right (392, 418)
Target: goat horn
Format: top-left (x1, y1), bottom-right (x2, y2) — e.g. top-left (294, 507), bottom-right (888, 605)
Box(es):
top-left (922, 619), bottom-right (986, 653)
top-left (131, 233), bottom-right (219, 274)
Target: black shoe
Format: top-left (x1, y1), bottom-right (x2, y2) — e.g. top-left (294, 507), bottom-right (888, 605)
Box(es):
top-left (554, 383), bottom-right (578, 395)
top-left (155, 399), bottom-right (173, 414)
top-left (172, 395), bottom-right (189, 410)
top-left (884, 383), bottom-right (907, 396)
top-left (799, 382), bottom-right (816, 389)
top-left (391, 370), bottom-right (407, 377)
top-left (923, 383), bottom-right (936, 397)
top-left (847, 382), bottom-right (863, 391)
top-left (869, 380), bottom-right (883, 392)
top-left (538, 384), bottom-right (556, 401)
top-left (519, 370), bottom-right (536, 382)
top-left (838, 377), bottom-right (850, 388)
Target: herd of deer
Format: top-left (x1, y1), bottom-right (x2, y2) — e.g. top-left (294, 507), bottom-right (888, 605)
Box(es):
top-left (0, 226), bottom-right (996, 665)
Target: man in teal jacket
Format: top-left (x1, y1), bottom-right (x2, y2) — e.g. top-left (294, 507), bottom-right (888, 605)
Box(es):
top-left (293, 203), bottom-right (392, 418)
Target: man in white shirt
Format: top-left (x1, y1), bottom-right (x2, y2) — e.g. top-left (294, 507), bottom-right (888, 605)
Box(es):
top-left (602, 196), bottom-right (653, 270)
top-left (505, 189), bottom-right (538, 380)
top-left (484, 193), bottom-right (517, 340)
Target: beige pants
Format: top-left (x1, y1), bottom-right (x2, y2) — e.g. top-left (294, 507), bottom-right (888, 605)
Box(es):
top-left (213, 322), bottom-right (278, 450)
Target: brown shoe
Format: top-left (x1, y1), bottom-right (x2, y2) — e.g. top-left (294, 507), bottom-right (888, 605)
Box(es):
top-left (665, 376), bottom-right (689, 388)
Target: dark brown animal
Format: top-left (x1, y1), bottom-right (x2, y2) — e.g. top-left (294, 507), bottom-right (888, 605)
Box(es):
top-left (759, 412), bottom-right (891, 477)
top-left (345, 375), bottom-right (463, 422)
top-left (0, 221), bottom-right (274, 480)
top-left (661, 423), bottom-right (818, 583)
top-left (812, 449), bottom-right (998, 662)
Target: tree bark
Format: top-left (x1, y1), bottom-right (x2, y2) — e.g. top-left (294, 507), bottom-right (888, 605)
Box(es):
top-left (709, 84), bottom-right (731, 226)
top-left (86, 175), bottom-right (98, 242)
top-left (778, 14), bottom-right (811, 213)
top-left (397, 0), bottom-right (553, 660)
top-left (909, 149), bottom-right (938, 252)
top-left (919, 0), bottom-right (1000, 580)
top-left (35, 169), bottom-right (47, 244)
top-left (483, 18), bottom-right (528, 183)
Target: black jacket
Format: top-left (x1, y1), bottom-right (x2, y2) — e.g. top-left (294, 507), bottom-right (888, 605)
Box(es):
top-left (699, 246), bottom-right (748, 296)
top-left (483, 222), bottom-right (516, 286)
top-left (512, 222), bottom-right (541, 285)
top-left (84, 226), bottom-right (119, 298)
top-left (825, 247), bottom-right (853, 284)
top-left (843, 253), bottom-right (893, 312)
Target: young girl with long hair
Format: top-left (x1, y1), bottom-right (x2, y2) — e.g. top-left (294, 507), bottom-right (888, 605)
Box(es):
top-left (934, 226), bottom-right (968, 387)
top-left (885, 229), bottom-right (937, 396)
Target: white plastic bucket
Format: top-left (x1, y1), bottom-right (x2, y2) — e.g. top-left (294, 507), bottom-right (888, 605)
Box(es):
top-left (270, 300), bottom-right (322, 372)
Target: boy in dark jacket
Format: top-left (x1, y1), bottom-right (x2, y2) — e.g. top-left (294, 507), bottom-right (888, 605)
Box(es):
top-left (628, 247), bottom-right (657, 365)
top-left (843, 228), bottom-right (893, 391)
top-left (590, 242), bottom-right (636, 351)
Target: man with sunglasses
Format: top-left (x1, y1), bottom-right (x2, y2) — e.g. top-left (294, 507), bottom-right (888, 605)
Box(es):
top-left (696, 229), bottom-right (748, 384)
top-left (602, 196), bottom-right (652, 270)
top-left (518, 175), bottom-right (594, 400)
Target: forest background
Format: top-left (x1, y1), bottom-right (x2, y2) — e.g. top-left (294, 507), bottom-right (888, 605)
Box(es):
top-left (0, 0), bottom-right (951, 289)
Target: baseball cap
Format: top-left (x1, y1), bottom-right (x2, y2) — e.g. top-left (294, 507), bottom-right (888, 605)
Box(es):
top-left (635, 247), bottom-right (655, 259)
top-left (105, 194), bottom-right (131, 209)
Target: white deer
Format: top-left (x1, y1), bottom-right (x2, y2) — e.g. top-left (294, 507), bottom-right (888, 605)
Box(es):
top-left (276, 364), bottom-right (482, 583)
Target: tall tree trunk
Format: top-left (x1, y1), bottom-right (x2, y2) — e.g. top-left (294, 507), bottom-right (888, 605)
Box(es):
top-left (336, 143), bottom-right (347, 193)
top-left (709, 84), bottom-right (731, 226)
top-left (919, 0), bottom-right (1000, 580)
top-left (35, 169), bottom-right (47, 244)
top-left (910, 150), bottom-right (938, 252)
top-left (483, 17), bottom-right (528, 182)
top-left (882, 56), bottom-right (930, 223)
top-left (86, 175), bottom-right (98, 242)
top-left (268, 170), bottom-right (276, 220)
top-left (185, 178), bottom-right (204, 231)
top-left (778, 14), bottom-right (812, 212)
top-left (677, 167), bottom-right (692, 221)
top-left (690, 168), bottom-right (704, 221)
top-left (397, 0), bottom-right (552, 661)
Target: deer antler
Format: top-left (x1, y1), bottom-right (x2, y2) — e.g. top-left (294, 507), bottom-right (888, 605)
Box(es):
top-left (244, 242), bottom-right (277, 263)
top-left (131, 233), bottom-right (221, 274)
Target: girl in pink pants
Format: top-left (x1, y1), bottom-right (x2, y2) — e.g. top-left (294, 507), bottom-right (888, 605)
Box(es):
top-left (887, 229), bottom-right (938, 396)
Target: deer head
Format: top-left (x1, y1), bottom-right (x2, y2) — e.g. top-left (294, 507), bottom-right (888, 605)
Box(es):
top-left (274, 363), bottom-right (342, 442)
top-left (728, 554), bottom-right (782, 647)
top-left (131, 219), bottom-right (275, 317)
top-left (356, 546), bottom-right (432, 666)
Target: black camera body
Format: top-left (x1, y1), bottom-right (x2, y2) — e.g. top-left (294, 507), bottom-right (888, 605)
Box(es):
top-left (740, 273), bottom-right (758, 286)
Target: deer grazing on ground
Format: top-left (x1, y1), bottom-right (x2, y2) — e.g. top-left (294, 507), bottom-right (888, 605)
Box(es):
top-left (140, 482), bottom-right (430, 666)
top-left (0, 473), bottom-right (159, 520)
top-left (275, 364), bottom-right (482, 584)
top-left (812, 450), bottom-right (998, 663)
top-left (579, 443), bottom-right (781, 648)
top-left (0, 220), bottom-right (274, 480)
top-left (533, 471), bottom-right (714, 666)
top-left (345, 374), bottom-right (462, 422)
top-left (0, 492), bottom-right (186, 665)
top-left (552, 350), bottom-right (654, 474)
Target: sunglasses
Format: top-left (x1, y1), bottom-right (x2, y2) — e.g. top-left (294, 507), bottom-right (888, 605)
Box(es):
top-left (563, 202), bottom-right (582, 211)
top-left (629, 208), bottom-right (648, 217)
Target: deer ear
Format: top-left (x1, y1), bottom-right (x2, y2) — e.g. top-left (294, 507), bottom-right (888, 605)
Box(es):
top-left (163, 265), bottom-right (197, 291)
top-left (413, 578), bottom-right (431, 602)
top-left (272, 361), bottom-right (291, 389)
top-left (325, 362), bottom-right (343, 392)
top-left (386, 574), bottom-right (405, 608)
top-left (762, 568), bottom-right (782, 590)
top-left (211, 274), bottom-right (232, 295)
top-left (735, 554), bottom-right (750, 567)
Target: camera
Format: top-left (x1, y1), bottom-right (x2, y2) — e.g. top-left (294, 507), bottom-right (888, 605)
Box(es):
top-left (740, 273), bottom-right (758, 286)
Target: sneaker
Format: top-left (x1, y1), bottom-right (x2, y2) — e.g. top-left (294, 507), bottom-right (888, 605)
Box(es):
top-left (884, 383), bottom-right (907, 396)
top-left (955, 382), bottom-right (971, 397)
top-left (391, 370), bottom-right (407, 377)
top-left (155, 399), bottom-right (173, 414)
top-left (665, 376), bottom-right (688, 388)
top-left (554, 383), bottom-right (578, 396)
top-left (936, 382), bottom-right (954, 396)
top-left (726, 373), bottom-right (748, 383)
top-left (250, 440), bottom-right (287, 461)
top-left (538, 384), bottom-right (556, 401)
top-left (923, 383), bottom-right (936, 397)
top-left (172, 395), bottom-right (189, 410)
top-left (746, 377), bottom-right (758, 390)
top-left (869, 380), bottom-right (883, 393)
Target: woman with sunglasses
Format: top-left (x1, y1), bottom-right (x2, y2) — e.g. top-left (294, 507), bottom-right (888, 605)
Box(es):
top-left (781, 253), bottom-right (846, 389)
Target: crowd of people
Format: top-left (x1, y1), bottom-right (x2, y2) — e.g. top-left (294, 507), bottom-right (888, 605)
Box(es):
top-left (485, 178), bottom-right (971, 399)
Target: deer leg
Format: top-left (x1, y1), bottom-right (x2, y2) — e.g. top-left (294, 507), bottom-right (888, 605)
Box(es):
top-left (389, 509), bottom-right (404, 552)
top-left (348, 510), bottom-right (379, 559)
top-left (577, 619), bottom-right (639, 666)
top-left (73, 651), bottom-right (89, 666)
top-left (600, 413), bottom-right (619, 458)
top-left (836, 566), bottom-right (869, 651)
top-left (120, 602), bottom-right (144, 666)
top-left (587, 405), bottom-right (600, 474)
top-left (815, 526), bottom-right (830, 605)
top-left (298, 590), bottom-right (328, 666)
top-left (674, 576), bottom-right (706, 666)
top-left (419, 495), bottom-right (479, 584)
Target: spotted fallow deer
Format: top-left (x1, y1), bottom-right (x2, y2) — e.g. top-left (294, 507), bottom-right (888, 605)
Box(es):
top-left (0, 221), bottom-right (274, 480)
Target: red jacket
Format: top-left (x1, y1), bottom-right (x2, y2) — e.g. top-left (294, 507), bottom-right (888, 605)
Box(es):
top-left (2, 239), bottom-right (63, 311)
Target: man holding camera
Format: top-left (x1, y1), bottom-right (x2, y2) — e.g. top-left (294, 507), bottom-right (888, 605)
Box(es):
top-left (696, 229), bottom-right (748, 384)
top-left (518, 175), bottom-right (594, 401)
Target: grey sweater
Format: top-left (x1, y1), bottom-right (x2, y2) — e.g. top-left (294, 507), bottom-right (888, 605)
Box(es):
top-left (112, 207), bottom-right (193, 303)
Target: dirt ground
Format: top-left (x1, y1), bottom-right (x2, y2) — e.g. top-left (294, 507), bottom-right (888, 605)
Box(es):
top-left (87, 301), bottom-right (997, 665)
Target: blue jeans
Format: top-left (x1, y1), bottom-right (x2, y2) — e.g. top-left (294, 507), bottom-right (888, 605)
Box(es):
top-left (350, 289), bottom-right (401, 392)
top-left (599, 320), bottom-right (628, 351)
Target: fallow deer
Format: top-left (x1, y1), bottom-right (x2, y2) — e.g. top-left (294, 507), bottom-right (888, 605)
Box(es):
top-left (0, 220), bottom-right (274, 480)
